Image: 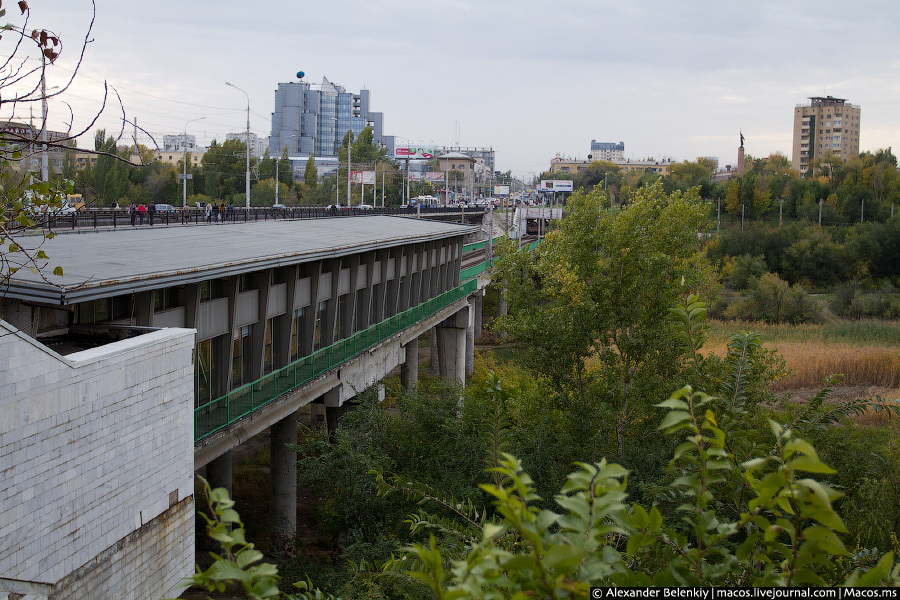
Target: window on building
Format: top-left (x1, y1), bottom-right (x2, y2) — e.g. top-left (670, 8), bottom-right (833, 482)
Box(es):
top-left (75, 299), bottom-right (110, 324)
top-left (334, 294), bottom-right (347, 341)
top-left (199, 280), bottom-right (226, 302)
top-left (290, 307), bottom-right (304, 362)
top-left (354, 288), bottom-right (366, 333)
top-left (195, 338), bottom-right (216, 408)
top-left (153, 287), bottom-right (183, 311)
top-left (232, 325), bottom-right (252, 389)
top-left (263, 318), bottom-right (274, 374)
top-left (313, 300), bottom-right (326, 351)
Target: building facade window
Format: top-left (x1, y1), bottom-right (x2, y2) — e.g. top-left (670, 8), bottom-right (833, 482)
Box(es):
top-left (195, 338), bottom-right (216, 407)
top-left (232, 325), bottom-right (252, 388)
top-left (290, 307), bottom-right (304, 362)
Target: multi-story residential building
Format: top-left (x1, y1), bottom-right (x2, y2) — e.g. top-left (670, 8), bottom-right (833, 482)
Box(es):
top-left (435, 147), bottom-right (495, 176)
top-left (154, 148), bottom-right (205, 168)
top-left (163, 133), bottom-right (201, 152)
top-left (549, 154), bottom-right (673, 176)
top-left (268, 77), bottom-right (387, 159)
top-left (438, 152), bottom-right (477, 200)
top-left (589, 140), bottom-right (625, 162)
top-left (791, 96), bottom-right (861, 175)
top-left (226, 131), bottom-right (268, 158)
top-left (0, 120), bottom-right (73, 175)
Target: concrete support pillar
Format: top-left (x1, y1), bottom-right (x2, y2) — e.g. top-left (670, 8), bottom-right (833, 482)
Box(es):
top-left (323, 387), bottom-right (344, 441)
top-left (437, 306), bottom-right (468, 385)
top-left (270, 411), bottom-right (298, 541)
top-left (465, 297), bottom-right (476, 376)
top-left (207, 450), bottom-right (233, 497)
top-left (401, 336), bottom-right (419, 390)
top-left (474, 290), bottom-right (483, 339)
top-left (497, 287), bottom-right (507, 339)
top-left (429, 328), bottom-right (440, 375)
top-left (497, 287), bottom-right (507, 316)
top-left (325, 404), bottom-right (352, 440)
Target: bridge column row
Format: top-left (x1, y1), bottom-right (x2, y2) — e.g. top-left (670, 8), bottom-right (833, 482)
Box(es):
top-left (207, 297), bottom-right (480, 543)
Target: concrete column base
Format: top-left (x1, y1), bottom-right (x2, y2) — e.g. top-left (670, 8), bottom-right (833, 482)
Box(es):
top-left (207, 450), bottom-right (233, 497)
top-left (401, 337), bottom-right (419, 390)
top-left (437, 306), bottom-right (468, 385)
top-left (465, 297), bottom-right (476, 376)
top-left (326, 404), bottom-right (352, 440)
top-left (270, 411), bottom-right (298, 543)
top-left (429, 328), bottom-right (440, 375)
top-left (474, 290), bottom-right (483, 338)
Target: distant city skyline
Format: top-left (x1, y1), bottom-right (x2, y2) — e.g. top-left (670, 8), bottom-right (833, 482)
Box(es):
top-left (7, 0), bottom-right (900, 180)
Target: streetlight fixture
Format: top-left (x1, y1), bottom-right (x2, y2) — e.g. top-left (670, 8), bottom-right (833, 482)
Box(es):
top-left (225, 81), bottom-right (251, 208)
top-left (181, 116), bottom-right (206, 207)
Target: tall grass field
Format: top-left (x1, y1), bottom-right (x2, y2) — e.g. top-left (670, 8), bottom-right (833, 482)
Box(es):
top-left (706, 319), bottom-right (900, 392)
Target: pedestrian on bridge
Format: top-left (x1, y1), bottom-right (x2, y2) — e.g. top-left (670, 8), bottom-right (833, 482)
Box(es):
top-left (205, 203), bottom-right (212, 223)
top-left (129, 202), bottom-right (136, 226)
top-left (137, 203), bottom-right (146, 225)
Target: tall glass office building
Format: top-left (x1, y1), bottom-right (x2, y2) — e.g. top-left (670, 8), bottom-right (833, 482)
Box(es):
top-left (268, 77), bottom-right (389, 159)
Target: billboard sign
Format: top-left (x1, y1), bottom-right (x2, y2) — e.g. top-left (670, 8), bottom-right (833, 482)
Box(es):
top-left (493, 185), bottom-right (510, 197)
top-left (425, 172), bottom-right (445, 182)
top-left (394, 147), bottom-right (435, 160)
top-left (351, 171), bottom-right (376, 184)
top-left (540, 179), bottom-right (573, 192)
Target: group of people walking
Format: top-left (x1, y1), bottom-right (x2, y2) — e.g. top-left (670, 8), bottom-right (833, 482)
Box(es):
top-left (128, 202), bottom-right (235, 226)
top-left (204, 202), bottom-right (235, 223)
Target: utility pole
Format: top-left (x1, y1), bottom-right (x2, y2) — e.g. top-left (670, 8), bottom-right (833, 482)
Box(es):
top-left (225, 82), bottom-right (251, 207)
top-left (182, 117), bottom-right (206, 206)
top-left (40, 53), bottom-right (48, 182)
top-left (347, 135), bottom-right (351, 208)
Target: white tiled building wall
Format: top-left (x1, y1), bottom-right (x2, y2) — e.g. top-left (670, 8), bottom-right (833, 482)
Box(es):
top-left (0, 322), bottom-right (196, 599)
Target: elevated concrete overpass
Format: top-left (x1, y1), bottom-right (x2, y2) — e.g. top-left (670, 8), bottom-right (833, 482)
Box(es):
top-left (1, 215), bottom-right (503, 591)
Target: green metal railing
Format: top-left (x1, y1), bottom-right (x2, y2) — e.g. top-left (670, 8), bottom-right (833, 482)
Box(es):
top-left (462, 235), bottom-right (504, 254)
top-left (194, 276), bottom-right (480, 442)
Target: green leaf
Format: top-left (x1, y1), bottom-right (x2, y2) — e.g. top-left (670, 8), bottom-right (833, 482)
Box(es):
top-left (656, 397), bottom-right (690, 410)
top-left (52, 266), bottom-right (63, 276)
top-left (626, 533), bottom-right (655, 558)
top-left (801, 525), bottom-right (848, 556)
top-left (657, 410), bottom-right (693, 431)
top-left (789, 455), bottom-right (836, 474)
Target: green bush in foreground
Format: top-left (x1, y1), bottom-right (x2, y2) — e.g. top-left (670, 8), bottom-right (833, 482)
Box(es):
top-left (186, 388), bottom-right (900, 599)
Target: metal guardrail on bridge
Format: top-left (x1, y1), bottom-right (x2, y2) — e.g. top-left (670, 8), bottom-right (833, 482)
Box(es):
top-left (35, 205), bottom-right (488, 231)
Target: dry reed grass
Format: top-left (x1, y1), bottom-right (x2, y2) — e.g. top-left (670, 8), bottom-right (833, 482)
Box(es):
top-left (702, 340), bottom-right (900, 391)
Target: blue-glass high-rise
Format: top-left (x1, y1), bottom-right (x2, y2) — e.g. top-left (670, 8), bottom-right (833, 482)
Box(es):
top-left (269, 77), bottom-right (389, 158)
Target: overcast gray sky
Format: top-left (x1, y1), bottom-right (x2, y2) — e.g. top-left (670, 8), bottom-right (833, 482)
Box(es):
top-left (9, 0), bottom-right (900, 179)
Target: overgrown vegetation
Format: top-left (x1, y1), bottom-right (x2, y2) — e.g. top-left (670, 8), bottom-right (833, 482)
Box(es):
top-left (184, 180), bottom-right (900, 599)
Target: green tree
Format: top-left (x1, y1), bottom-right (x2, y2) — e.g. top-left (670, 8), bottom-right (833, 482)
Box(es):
top-left (724, 178), bottom-right (740, 215)
top-left (494, 180), bottom-right (716, 457)
top-left (258, 148), bottom-right (275, 181)
top-left (201, 138), bottom-right (257, 201)
top-left (278, 147), bottom-right (292, 189)
top-left (303, 153), bottom-right (317, 188)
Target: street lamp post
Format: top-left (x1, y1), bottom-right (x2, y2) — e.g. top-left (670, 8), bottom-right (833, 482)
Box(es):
top-left (225, 81), bottom-right (251, 208)
top-left (182, 116), bottom-right (206, 207)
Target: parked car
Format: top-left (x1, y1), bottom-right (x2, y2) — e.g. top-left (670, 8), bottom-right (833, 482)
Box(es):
top-left (356, 204), bottom-right (374, 210)
top-left (155, 203), bottom-right (176, 212)
top-left (272, 203), bottom-right (287, 209)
